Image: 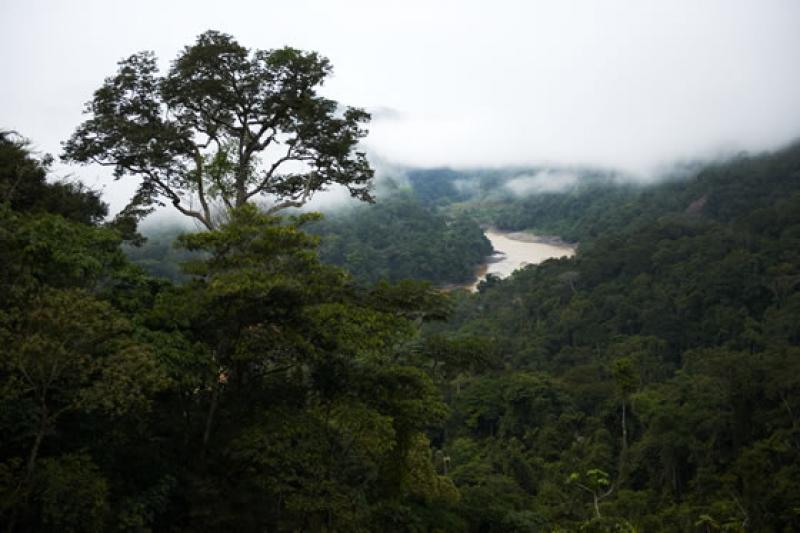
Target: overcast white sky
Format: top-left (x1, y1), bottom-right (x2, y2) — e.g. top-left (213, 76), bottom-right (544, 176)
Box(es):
top-left (2, 0), bottom-right (800, 212)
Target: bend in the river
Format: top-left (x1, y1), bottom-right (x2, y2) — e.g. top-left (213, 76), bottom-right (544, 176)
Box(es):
top-left (468, 229), bottom-right (576, 291)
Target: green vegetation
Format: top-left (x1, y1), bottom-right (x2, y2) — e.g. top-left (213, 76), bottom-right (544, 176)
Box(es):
top-left (121, 193), bottom-right (492, 287)
top-left (63, 30), bottom-right (373, 230)
top-left (121, 224), bottom-right (200, 283)
top-left (423, 142), bottom-right (800, 530)
top-left (3, 29), bottom-right (800, 532)
top-left (7, 126), bottom-right (799, 530)
top-left (403, 166), bottom-right (630, 242)
top-left (0, 132), bottom-right (460, 531)
top-left (311, 193), bottom-right (492, 285)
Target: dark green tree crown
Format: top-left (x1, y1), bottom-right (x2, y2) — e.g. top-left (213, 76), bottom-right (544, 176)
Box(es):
top-left (63, 30), bottom-right (374, 229)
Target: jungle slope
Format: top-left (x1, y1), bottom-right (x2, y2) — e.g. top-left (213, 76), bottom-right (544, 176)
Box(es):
top-left (421, 141), bottom-right (800, 531)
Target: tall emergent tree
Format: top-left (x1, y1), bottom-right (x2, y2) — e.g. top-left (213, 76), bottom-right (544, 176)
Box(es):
top-left (63, 30), bottom-right (373, 229)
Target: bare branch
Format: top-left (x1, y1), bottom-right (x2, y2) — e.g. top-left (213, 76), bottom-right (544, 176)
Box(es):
top-left (86, 156), bottom-right (212, 228)
top-left (264, 175), bottom-right (316, 214)
top-left (139, 168), bottom-right (213, 229)
top-left (192, 147), bottom-right (212, 224)
top-left (244, 142), bottom-right (301, 201)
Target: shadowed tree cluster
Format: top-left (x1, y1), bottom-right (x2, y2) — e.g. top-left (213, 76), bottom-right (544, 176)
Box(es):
top-left (423, 142), bottom-right (800, 531)
top-left (0, 132), bottom-right (464, 531)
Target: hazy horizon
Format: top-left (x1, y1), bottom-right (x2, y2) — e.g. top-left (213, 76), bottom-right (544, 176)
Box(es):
top-left (3, 0), bottom-right (800, 213)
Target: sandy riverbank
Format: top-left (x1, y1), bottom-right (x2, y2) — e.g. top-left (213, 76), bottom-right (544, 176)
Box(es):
top-left (501, 230), bottom-right (575, 248)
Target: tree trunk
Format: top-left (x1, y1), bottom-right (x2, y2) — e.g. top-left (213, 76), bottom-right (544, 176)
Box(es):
top-left (621, 398), bottom-right (628, 451)
top-left (202, 383), bottom-right (220, 450)
top-left (25, 419), bottom-right (46, 483)
top-left (7, 412), bottom-right (49, 533)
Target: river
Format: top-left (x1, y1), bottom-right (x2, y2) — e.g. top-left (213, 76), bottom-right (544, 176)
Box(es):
top-left (467, 230), bottom-right (576, 291)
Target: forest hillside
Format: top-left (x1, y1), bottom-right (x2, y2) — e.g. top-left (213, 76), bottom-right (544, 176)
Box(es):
top-left (3, 130), bottom-right (799, 530)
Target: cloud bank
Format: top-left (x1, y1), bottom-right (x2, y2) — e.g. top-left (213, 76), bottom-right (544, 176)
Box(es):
top-left (504, 171), bottom-right (581, 196)
top-left (2, 0), bottom-right (799, 213)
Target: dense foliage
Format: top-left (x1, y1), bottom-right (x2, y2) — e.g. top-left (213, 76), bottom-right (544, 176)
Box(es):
top-left (311, 192), bottom-right (492, 285)
top-left (126, 167), bottom-right (628, 286)
top-left (121, 224), bottom-right (200, 283)
top-left (62, 31), bottom-right (373, 230)
top-left (0, 134), bottom-right (461, 531)
top-left (3, 116), bottom-right (800, 530)
top-left (422, 142), bottom-right (800, 530)
top-left (402, 166), bottom-right (630, 242)
top-left (122, 192), bottom-right (492, 287)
